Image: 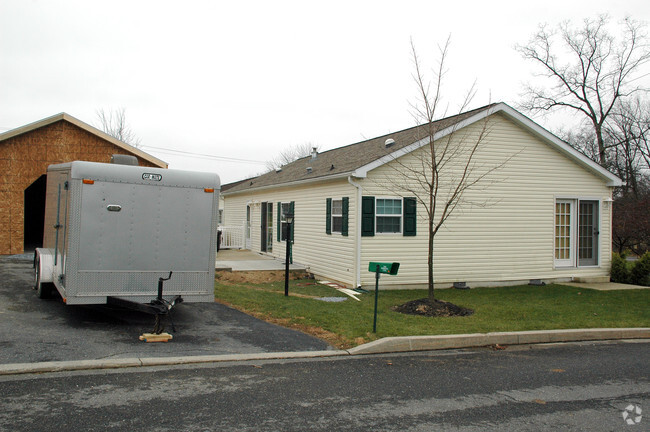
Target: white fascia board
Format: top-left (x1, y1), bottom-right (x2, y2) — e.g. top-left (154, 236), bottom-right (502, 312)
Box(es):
top-left (496, 104), bottom-right (623, 187)
top-left (353, 106), bottom-right (497, 178)
top-left (353, 102), bottom-right (623, 187)
top-left (221, 171), bottom-right (355, 196)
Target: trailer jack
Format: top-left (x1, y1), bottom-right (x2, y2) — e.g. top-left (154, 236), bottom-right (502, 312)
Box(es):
top-left (106, 271), bottom-right (184, 340)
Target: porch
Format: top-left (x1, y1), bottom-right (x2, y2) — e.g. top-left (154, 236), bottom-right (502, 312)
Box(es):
top-left (216, 249), bottom-right (306, 272)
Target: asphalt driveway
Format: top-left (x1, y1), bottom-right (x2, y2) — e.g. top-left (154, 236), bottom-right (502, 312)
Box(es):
top-left (0, 255), bottom-right (331, 365)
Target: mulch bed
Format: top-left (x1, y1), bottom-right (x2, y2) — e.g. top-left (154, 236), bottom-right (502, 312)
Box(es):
top-left (392, 298), bottom-right (474, 317)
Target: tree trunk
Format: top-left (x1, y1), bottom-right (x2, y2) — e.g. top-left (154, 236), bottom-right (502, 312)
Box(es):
top-left (428, 218), bottom-right (435, 301)
top-left (595, 123), bottom-right (607, 167)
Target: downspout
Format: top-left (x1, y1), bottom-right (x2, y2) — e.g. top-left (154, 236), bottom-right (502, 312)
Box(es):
top-left (348, 176), bottom-right (362, 288)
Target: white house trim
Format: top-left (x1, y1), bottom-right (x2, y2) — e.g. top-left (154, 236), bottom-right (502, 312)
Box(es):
top-left (222, 171), bottom-right (355, 196)
top-left (353, 103), bottom-right (623, 187)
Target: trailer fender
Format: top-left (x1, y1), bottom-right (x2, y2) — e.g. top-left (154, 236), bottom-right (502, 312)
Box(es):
top-left (34, 248), bottom-right (55, 298)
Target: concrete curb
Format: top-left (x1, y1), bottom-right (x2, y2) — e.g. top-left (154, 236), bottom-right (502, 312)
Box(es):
top-left (1, 328), bottom-right (648, 376)
top-left (347, 328), bottom-right (650, 355)
top-left (0, 351), bottom-right (348, 376)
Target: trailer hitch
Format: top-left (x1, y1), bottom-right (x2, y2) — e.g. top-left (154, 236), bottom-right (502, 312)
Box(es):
top-left (151, 271), bottom-right (181, 334)
top-left (106, 270), bottom-right (184, 336)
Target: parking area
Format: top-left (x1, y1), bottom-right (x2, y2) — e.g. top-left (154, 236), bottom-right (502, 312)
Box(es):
top-left (0, 255), bottom-right (331, 365)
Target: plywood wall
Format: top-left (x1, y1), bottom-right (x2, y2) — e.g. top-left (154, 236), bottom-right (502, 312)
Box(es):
top-left (0, 120), bottom-right (160, 255)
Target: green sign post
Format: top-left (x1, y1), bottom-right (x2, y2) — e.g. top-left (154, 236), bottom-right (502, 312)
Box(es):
top-left (368, 262), bottom-right (400, 333)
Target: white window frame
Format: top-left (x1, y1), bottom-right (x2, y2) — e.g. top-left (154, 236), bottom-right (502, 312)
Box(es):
top-left (554, 197), bottom-right (602, 268)
top-left (280, 202), bottom-right (291, 242)
top-left (331, 199), bottom-right (343, 234)
top-left (554, 199), bottom-right (575, 267)
top-left (375, 197), bottom-right (402, 234)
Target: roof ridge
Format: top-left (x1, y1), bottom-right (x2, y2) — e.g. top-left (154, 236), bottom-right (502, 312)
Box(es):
top-left (223, 103), bottom-right (500, 192)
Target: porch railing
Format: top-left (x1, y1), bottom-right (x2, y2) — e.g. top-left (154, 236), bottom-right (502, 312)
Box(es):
top-left (218, 225), bottom-right (245, 249)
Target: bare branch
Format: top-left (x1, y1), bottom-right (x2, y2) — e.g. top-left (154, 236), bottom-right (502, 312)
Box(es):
top-left (517, 15), bottom-right (650, 166)
top-left (95, 108), bottom-right (142, 148)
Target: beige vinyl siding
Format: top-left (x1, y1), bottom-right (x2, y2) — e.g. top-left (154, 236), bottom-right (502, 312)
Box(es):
top-left (221, 193), bottom-right (252, 249)
top-left (359, 113), bottom-right (613, 288)
top-left (224, 179), bottom-right (359, 286)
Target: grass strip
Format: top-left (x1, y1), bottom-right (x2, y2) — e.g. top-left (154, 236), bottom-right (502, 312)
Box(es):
top-left (215, 281), bottom-right (650, 349)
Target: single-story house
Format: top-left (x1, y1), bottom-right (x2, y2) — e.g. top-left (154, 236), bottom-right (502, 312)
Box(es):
top-left (0, 113), bottom-right (167, 255)
top-left (220, 103), bottom-right (622, 289)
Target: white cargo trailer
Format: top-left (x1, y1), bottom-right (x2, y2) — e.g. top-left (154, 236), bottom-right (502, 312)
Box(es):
top-left (34, 160), bottom-right (220, 311)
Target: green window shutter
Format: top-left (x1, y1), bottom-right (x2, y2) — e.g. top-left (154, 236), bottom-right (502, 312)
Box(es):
top-left (290, 201), bottom-right (295, 243)
top-left (403, 197), bottom-right (417, 236)
top-left (326, 198), bottom-right (332, 234)
top-left (361, 196), bottom-right (375, 237)
top-left (277, 202), bottom-right (281, 242)
top-left (341, 197), bottom-right (349, 237)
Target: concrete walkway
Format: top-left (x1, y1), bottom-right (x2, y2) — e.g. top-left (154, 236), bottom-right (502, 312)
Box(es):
top-left (216, 249), bottom-right (307, 272)
top-left (562, 281), bottom-right (649, 290)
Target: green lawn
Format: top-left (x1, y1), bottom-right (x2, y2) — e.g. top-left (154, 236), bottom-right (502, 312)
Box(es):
top-left (214, 280), bottom-right (650, 349)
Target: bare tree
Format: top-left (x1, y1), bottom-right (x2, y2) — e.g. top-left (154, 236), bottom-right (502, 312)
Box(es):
top-left (517, 15), bottom-right (650, 167)
top-left (387, 38), bottom-right (509, 302)
top-left (606, 98), bottom-right (650, 196)
top-left (265, 142), bottom-right (319, 171)
top-left (95, 108), bottom-right (142, 148)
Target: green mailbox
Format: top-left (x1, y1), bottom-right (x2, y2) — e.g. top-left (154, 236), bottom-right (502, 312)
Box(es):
top-left (368, 262), bottom-right (400, 275)
top-left (368, 261), bottom-right (400, 333)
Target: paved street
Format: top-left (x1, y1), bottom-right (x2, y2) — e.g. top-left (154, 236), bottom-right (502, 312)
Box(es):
top-left (0, 255), bottom-right (330, 364)
top-left (0, 340), bottom-right (647, 431)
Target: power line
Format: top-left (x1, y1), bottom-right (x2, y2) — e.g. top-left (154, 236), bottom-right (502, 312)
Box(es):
top-left (140, 144), bottom-right (267, 165)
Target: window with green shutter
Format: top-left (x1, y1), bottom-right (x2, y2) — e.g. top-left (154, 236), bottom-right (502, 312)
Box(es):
top-left (403, 197), bottom-right (416, 236)
top-left (376, 198), bottom-right (402, 233)
top-left (341, 197), bottom-right (349, 237)
top-left (326, 198), bottom-right (332, 234)
top-left (277, 202), bottom-right (282, 242)
top-left (280, 202), bottom-right (292, 241)
top-left (327, 197), bottom-right (349, 236)
top-left (361, 196), bottom-right (375, 237)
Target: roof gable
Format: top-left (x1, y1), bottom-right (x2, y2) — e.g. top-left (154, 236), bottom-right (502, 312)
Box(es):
top-left (222, 102), bottom-right (622, 194)
top-left (0, 112), bottom-right (167, 168)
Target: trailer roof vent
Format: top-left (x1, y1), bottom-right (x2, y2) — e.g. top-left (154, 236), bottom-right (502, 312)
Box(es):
top-left (306, 167), bottom-right (313, 174)
top-left (275, 167), bottom-right (282, 173)
top-left (385, 138), bottom-right (396, 148)
top-left (110, 154), bottom-right (139, 166)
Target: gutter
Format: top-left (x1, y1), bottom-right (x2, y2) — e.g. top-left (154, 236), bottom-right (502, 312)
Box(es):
top-left (222, 171), bottom-right (356, 197)
top-left (348, 176), bottom-right (363, 288)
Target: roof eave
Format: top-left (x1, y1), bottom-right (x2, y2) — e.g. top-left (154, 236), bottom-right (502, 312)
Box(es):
top-left (354, 102), bottom-right (623, 187)
top-left (496, 104), bottom-right (624, 187)
top-left (222, 171), bottom-right (356, 196)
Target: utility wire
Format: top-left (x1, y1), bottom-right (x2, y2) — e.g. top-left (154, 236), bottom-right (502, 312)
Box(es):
top-left (140, 144), bottom-right (267, 165)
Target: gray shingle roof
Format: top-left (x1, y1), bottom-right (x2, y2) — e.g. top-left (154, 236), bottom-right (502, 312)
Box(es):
top-left (223, 104), bottom-right (498, 194)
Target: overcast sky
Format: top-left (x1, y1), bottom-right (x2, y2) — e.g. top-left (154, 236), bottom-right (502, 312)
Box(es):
top-left (2, 0), bottom-right (649, 184)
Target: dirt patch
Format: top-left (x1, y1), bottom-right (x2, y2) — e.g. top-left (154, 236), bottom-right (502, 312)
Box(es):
top-left (215, 270), bottom-right (308, 284)
top-left (392, 298), bottom-right (474, 317)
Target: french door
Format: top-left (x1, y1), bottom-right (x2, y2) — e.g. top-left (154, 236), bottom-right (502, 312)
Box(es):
top-left (555, 199), bottom-right (599, 267)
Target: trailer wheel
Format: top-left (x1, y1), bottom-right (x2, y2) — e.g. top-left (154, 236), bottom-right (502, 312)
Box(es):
top-left (34, 253), bottom-right (53, 299)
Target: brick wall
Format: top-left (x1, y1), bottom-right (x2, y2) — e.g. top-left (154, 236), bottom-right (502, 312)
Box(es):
top-left (0, 120), bottom-right (162, 254)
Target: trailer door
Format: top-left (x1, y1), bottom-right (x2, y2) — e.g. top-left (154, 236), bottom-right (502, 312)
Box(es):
top-left (78, 181), bottom-right (214, 271)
